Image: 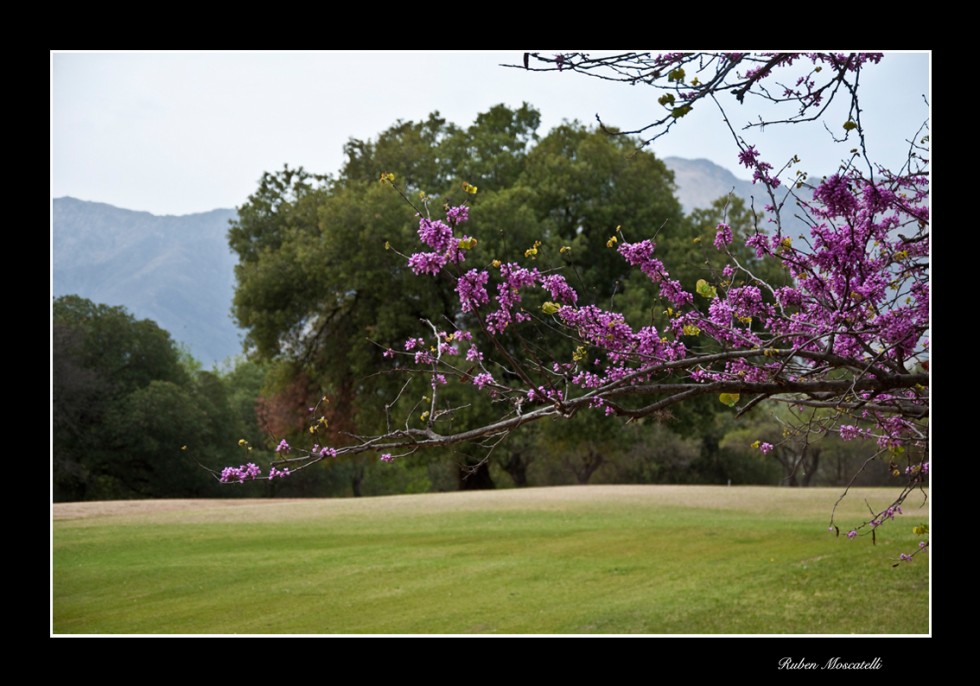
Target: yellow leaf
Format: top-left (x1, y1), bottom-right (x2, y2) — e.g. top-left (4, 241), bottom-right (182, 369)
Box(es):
top-left (719, 393), bottom-right (740, 407)
top-left (696, 279), bottom-right (717, 299)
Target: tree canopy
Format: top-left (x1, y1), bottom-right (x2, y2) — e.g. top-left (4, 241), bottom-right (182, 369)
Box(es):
top-left (229, 104), bottom-right (719, 489)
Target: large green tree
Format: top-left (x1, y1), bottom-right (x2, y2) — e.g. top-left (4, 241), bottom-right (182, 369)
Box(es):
top-left (230, 104), bottom-right (697, 492)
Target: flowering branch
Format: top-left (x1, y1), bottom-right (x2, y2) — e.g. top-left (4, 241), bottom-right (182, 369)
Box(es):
top-left (218, 52), bottom-right (928, 561)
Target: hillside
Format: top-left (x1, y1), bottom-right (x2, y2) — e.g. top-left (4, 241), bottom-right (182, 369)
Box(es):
top-left (663, 157), bottom-right (759, 212)
top-left (52, 197), bottom-right (240, 366)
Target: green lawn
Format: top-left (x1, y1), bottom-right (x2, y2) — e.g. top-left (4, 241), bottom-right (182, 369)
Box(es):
top-left (52, 485), bottom-right (929, 634)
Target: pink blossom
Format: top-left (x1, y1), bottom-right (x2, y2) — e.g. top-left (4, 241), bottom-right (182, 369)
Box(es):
top-left (472, 373), bottom-right (495, 389)
top-left (713, 223), bottom-right (733, 249)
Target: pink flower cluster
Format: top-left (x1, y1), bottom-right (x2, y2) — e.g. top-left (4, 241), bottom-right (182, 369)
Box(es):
top-left (472, 373), bottom-right (495, 389)
top-left (713, 223), bottom-right (733, 250)
top-left (408, 209), bottom-right (473, 276)
top-left (738, 146), bottom-right (780, 188)
top-left (486, 263), bottom-right (542, 334)
top-left (618, 240), bottom-right (692, 307)
top-left (457, 269), bottom-right (490, 312)
top-left (220, 462), bottom-right (262, 483)
top-left (268, 467), bottom-right (291, 480)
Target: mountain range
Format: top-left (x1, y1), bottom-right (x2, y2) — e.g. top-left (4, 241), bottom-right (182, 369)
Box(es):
top-left (52, 158), bottom-right (771, 367)
top-left (663, 157), bottom-right (762, 213)
top-left (52, 198), bottom-right (240, 366)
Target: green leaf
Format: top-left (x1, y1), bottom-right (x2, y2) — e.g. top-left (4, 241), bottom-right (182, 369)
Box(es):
top-left (541, 302), bottom-right (560, 315)
top-left (696, 279), bottom-right (717, 299)
top-left (719, 393), bottom-right (740, 407)
top-left (670, 105), bottom-right (692, 119)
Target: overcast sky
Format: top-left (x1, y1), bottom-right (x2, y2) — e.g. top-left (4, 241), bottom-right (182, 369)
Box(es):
top-left (51, 51), bottom-right (930, 216)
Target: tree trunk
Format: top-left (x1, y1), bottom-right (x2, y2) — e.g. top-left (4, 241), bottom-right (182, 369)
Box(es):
top-left (458, 460), bottom-right (495, 490)
top-left (351, 464), bottom-right (364, 497)
top-left (774, 450), bottom-right (799, 487)
top-left (799, 448), bottom-right (820, 487)
top-left (500, 452), bottom-right (529, 487)
top-left (574, 448), bottom-right (604, 485)
top-left (777, 445), bottom-right (820, 487)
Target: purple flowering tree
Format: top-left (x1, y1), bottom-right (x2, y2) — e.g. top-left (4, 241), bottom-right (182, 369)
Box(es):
top-left (220, 53), bottom-right (929, 560)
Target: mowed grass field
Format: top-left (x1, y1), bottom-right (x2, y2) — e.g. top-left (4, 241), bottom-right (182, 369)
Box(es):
top-left (53, 485), bottom-right (929, 634)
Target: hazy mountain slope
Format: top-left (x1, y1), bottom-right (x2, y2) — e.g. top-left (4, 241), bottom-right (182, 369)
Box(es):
top-left (663, 157), bottom-right (759, 213)
top-left (664, 157), bottom-right (813, 235)
top-left (53, 197), bottom-right (241, 366)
